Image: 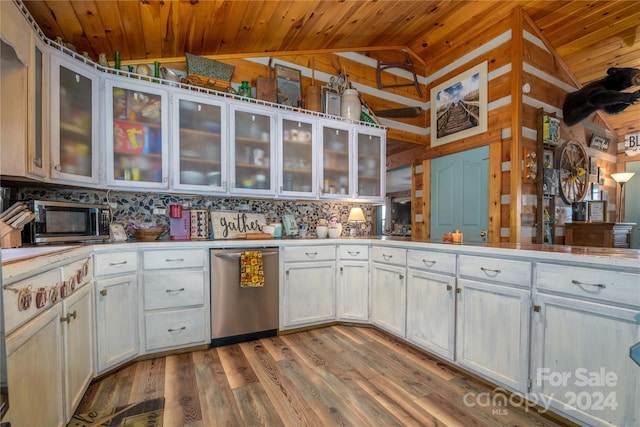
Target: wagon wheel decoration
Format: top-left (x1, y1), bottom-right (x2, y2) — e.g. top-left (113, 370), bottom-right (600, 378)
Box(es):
top-left (557, 140), bottom-right (589, 204)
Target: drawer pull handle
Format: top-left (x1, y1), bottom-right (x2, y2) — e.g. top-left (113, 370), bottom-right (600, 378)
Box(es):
top-left (168, 326), bottom-right (186, 332)
top-left (305, 252), bottom-right (318, 258)
top-left (422, 259), bottom-right (436, 266)
top-left (108, 261), bottom-right (128, 266)
top-left (348, 251), bottom-right (361, 256)
top-left (480, 267), bottom-right (501, 274)
top-left (383, 254), bottom-right (393, 261)
top-left (571, 279), bottom-right (606, 289)
top-left (165, 258), bottom-right (185, 262)
top-left (166, 288), bottom-right (185, 293)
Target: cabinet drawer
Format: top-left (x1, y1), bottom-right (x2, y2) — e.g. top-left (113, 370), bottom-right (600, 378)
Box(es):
top-left (371, 246), bottom-right (406, 266)
top-left (458, 255), bottom-right (531, 288)
top-left (3, 268), bottom-right (62, 334)
top-left (407, 250), bottom-right (456, 275)
top-left (145, 308), bottom-right (208, 351)
top-left (536, 263), bottom-right (640, 307)
top-left (338, 245), bottom-right (369, 260)
top-left (284, 245), bottom-right (335, 262)
top-left (143, 249), bottom-right (205, 270)
top-left (143, 270), bottom-right (206, 310)
top-left (94, 251), bottom-right (138, 277)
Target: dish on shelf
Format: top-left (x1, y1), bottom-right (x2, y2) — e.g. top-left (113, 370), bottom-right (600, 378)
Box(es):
top-left (181, 149), bottom-right (200, 158)
top-left (206, 171), bottom-right (221, 186)
top-left (180, 170), bottom-right (205, 185)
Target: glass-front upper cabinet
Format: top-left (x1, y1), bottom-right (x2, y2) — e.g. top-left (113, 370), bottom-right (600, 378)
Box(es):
top-left (319, 122), bottom-right (352, 199)
top-left (278, 113), bottom-right (316, 198)
top-left (50, 53), bottom-right (99, 184)
top-left (355, 128), bottom-right (385, 201)
top-left (28, 41), bottom-right (48, 178)
top-left (105, 78), bottom-right (169, 190)
top-left (171, 93), bottom-right (227, 192)
top-left (229, 103), bottom-right (276, 196)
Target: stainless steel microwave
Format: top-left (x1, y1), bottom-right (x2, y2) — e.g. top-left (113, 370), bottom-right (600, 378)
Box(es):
top-left (31, 200), bottom-right (111, 244)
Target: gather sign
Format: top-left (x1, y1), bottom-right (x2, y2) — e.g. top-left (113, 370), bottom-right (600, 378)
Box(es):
top-left (210, 211), bottom-right (267, 239)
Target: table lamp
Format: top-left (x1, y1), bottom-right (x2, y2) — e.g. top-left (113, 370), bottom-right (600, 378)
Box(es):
top-left (348, 207), bottom-right (366, 237)
top-left (611, 172), bottom-right (635, 222)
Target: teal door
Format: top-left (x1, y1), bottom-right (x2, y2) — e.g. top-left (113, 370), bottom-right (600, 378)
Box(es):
top-left (431, 146), bottom-right (489, 243)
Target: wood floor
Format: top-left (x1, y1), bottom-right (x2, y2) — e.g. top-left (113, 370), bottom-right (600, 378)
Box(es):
top-left (77, 325), bottom-right (573, 426)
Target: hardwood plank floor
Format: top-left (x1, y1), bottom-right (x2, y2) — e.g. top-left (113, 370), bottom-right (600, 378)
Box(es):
top-left (77, 326), bottom-right (574, 426)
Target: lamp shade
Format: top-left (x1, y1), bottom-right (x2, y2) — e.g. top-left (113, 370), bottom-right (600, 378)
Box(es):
top-left (348, 207), bottom-right (365, 222)
top-left (611, 172), bottom-right (635, 183)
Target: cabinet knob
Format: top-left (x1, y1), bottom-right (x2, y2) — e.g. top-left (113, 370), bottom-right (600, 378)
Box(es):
top-left (456, 288), bottom-right (462, 294)
top-left (340, 266), bottom-right (344, 273)
top-left (533, 304), bottom-right (541, 312)
top-left (54, 164), bottom-right (62, 171)
top-left (60, 310), bottom-right (77, 323)
top-left (446, 284), bottom-right (453, 291)
top-left (100, 289), bottom-right (107, 296)
top-left (399, 273), bottom-right (404, 280)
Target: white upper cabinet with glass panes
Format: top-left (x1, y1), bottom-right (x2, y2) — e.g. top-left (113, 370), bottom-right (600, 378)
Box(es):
top-left (228, 101), bottom-right (277, 196)
top-left (277, 112), bottom-right (317, 199)
top-left (355, 127), bottom-right (386, 202)
top-left (104, 78), bottom-right (169, 190)
top-left (319, 121), bottom-right (353, 199)
top-left (50, 50), bottom-right (100, 185)
top-left (171, 91), bottom-right (227, 193)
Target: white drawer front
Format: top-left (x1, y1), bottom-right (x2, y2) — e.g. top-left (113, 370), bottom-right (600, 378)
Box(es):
top-left (407, 250), bottom-right (456, 275)
top-left (3, 268), bottom-right (62, 334)
top-left (536, 263), bottom-right (640, 307)
top-left (143, 249), bottom-right (205, 270)
top-left (145, 308), bottom-right (208, 351)
top-left (284, 245), bottom-right (335, 262)
top-left (371, 246), bottom-right (406, 266)
top-left (338, 245), bottom-right (369, 260)
top-left (94, 251), bottom-right (138, 276)
top-left (458, 255), bottom-right (531, 288)
top-left (143, 270), bottom-right (206, 310)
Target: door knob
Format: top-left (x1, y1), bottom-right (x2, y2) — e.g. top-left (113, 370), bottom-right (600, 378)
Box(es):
top-left (480, 229), bottom-right (487, 242)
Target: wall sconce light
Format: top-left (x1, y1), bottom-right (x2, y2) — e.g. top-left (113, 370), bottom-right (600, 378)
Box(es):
top-left (611, 172), bottom-right (635, 222)
top-left (348, 207), bottom-right (366, 237)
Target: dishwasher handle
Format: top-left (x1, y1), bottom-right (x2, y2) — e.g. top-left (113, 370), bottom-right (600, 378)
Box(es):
top-left (214, 251), bottom-right (278, 259)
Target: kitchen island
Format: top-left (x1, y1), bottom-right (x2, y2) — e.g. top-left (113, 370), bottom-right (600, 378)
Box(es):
top-left (2, 238), bottom-right (639, 427)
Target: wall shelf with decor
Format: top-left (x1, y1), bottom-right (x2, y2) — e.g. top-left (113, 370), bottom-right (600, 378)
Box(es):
top-left (535, 108), bottom-right (560, 244)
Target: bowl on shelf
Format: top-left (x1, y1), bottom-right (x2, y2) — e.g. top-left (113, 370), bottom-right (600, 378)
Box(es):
top-left (180, 170), bottom-right (205, 185)
top-left (130, 226), bottom-right (165, 242)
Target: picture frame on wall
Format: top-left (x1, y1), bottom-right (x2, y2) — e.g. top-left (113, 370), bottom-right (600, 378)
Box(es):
top-left (588, 200), bottom-right (606, 223)
top-left (543, 149), bottom-right (554, 169)
top-left (274, 64), bottom-right (301, 107)
top-left (589, 134), bottom-right (610, 152)
top-left (430, 61), bottom-right (488, 147)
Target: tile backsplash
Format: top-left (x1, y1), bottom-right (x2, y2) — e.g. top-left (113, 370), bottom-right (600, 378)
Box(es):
top-left (17, 187), bottom-right (373, 237)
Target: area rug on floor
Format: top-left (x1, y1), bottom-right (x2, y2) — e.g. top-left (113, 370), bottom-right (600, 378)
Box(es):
top-left (66, 397), bottom-right (164, 427)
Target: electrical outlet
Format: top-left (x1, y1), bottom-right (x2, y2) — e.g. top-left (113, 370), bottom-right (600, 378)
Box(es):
top-left (153, 207), bottom-right (166, 215)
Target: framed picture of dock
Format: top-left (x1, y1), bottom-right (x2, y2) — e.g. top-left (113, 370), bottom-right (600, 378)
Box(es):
top-left (430, 61), bottom-right (488, 147)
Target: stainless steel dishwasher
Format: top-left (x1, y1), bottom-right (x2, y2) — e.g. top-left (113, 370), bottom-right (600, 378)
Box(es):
top-left (210, 247), bottom-right (279, 347)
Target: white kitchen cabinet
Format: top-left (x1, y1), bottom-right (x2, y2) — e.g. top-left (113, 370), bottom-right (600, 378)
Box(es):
top-left (355, 128), bottom-right (385, 201)
top-left (141, 248), bottom-right (210, 353)
top-left (406, 250), bottom-right (456, 361)
top-left (456, 255), bottom-right (531, 392)
top-left (278, 112), bottom-right (317, 198)
top-left (5, 305), bottom-right (66, 427)
top-left (282, 245), bottom-right (336, 329)
top-left (319, 121), bottom-right (352, 199)
top-left (0, 1), bottom-right (49, 180)
top-left (105, 77), bottom-right (169, 189)
top-left (229, 102), bottom-right (277, 196)
top-left (336, 244), bottom-right (369, 322)
top-left (171, 91), bottom-right (228, 193)
top-left (62, 282), bottom-right (94, 419)
top-left (531, 263), bottom-right (640, 427)
top-left (370, 246), bottom-right (407, 337)
top-left (93, 250), bottom-right (139, 373)
top-left (50, 50), bottom-right (100, 185)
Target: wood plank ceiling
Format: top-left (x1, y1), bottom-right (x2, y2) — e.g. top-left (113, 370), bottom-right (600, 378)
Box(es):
top-left (22, 0), bottom-right (640, 153)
